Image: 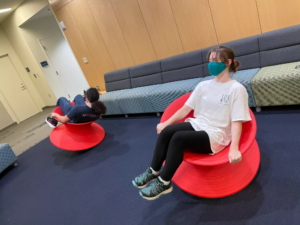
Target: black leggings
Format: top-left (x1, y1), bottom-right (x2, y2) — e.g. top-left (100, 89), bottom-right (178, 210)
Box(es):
top-left (151, 122), bottom-right (213, 181)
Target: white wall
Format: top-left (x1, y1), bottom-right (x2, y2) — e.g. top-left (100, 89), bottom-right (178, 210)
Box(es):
top-left (1, 0), bottom-right (57, 107)
top-left (20, 13), bottom-right (89, 100)
top-left (20, 15), bottom-right (68, 100)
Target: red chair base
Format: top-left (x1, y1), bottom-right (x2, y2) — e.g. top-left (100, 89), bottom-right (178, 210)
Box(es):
top-left (50, 122), bottom-right (105, 151)
top-left (171, 140), bottom-right (260, 198)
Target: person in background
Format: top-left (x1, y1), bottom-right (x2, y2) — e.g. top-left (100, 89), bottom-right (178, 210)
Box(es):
top-left (46, 88), bottom-right (106, 128)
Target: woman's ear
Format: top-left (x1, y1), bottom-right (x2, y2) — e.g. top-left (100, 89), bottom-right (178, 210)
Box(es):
top-left (227, 59), bottom-right (232, 66)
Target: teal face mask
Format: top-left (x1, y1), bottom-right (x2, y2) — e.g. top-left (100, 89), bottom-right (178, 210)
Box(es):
top-left (208, 62), bottom-right (227, 76)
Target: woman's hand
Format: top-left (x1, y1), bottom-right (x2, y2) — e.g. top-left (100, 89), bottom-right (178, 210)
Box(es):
top-left (229, 121), bottom-right (243, 164)
top-left (228, 148), bottom-right (242, 164)
top-left (156, 105), bottom-right (192, 134)
top-left (157, 122), bottom-right (168, 134)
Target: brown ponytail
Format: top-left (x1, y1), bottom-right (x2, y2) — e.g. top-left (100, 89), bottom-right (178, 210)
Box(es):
top-left (85, 87), bottom-right (107, 115)
top-left (230, 60), bottom-right (240, 73)
top-left (92, 101), bottom-right (107, 114)
top-left (207, 46), bottom-right (240, 73)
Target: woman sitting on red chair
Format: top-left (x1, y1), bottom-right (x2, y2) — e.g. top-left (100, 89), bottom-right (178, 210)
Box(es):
top-left (46, 88), bottom-right (106, 128)
top-left (133, 46), bottom-right (252, 200)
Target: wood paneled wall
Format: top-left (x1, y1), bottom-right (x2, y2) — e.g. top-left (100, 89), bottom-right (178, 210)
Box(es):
top-left (170, 0), bottom-right (218, 52)
top-left (50, 0), bottom-right (300, 90)
top-left (256, 0), bottom-right (300, 33)
top-left (138, 0), bottom-right (184, 59)
top-left (209, 0), bottom-right (261, 44)
top-left (55, 5), bottom-right (107, 91)
top-left (110, 0), bottom-right (157, 64)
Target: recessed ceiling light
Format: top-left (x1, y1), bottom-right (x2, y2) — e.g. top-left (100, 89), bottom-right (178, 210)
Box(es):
top-left (0, 8), bottom-right (12, 14)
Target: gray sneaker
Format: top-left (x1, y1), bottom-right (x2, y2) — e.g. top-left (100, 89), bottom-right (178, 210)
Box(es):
top-left (132, 168), bottom-right (158, 189)
top-left (139, 178), bottom-right (173, 200)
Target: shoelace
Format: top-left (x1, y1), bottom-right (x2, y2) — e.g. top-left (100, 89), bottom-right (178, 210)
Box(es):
top-left (136, 169), bottom-right (151, 183)
top-left (150, 180), bottom-right (164, 195)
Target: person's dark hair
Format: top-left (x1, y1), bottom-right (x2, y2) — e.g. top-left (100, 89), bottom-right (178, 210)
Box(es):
top-left (207, 46), bottom-right (240, 73)
top-left (84, 88), bottom-right (106, 114)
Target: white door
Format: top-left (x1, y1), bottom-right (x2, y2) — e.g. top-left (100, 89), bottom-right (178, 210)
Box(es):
top-left (40, 34), bottom-right (90, 100)
top-left (0, 56), bottom-right (39, 122)
top-left (27, 40), bottom-right (67, 101)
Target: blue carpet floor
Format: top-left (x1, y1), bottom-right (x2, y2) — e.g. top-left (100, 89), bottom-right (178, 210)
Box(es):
top-left (1, 108), bottom-right (300, 225)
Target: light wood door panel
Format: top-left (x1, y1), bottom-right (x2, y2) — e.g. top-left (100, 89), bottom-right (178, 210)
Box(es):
top-left (138, 0), bottom-right (184, 59)
top-left (256, 0), bottom-right (300, 33)
top-left (55, 5), bottom-right (105, 90)
top-left (110, 0), bottom-right (157, 65)
top-left (87, 0), bottom-right (134, 69)
top-left (209, 0), bottom-right (261, 44)
top-left (170, 0), bottom-right (218, 52)
top-left (69, 0), bottom-right (115, 89)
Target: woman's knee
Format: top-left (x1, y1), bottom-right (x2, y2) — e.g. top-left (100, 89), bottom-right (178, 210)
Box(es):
top-left (58, 97), bottom-right (67, 101)
top-left (160, 125), bottom-right (176, 138)
top-left (170, 132), bottom-right (186, 145)
top-left (167, 133), bottom-right (186, 156)
top-left (56, 97), bottom-right (63, 104)
top-left (75, 94), bottom-right (83, 99)
top-left (74, 94), bottom-right (85, 103)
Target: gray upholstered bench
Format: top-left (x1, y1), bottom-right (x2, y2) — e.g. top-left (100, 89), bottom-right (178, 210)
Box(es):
top-left (0, 143), bottom-right (18, 174)
top-left (100, 24), bottom-right (300, 115)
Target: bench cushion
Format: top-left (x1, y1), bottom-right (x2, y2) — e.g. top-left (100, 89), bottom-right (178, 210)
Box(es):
top-left (148, 78), bottom-right (202, 112)
top-left (251, 62), bottom-right (300, 106)
top-left (99, 89), bottom-right (131, 115)
top-left (0, 143), bottom-right (17, 173)
top-left (117, 84), bottom-right (161, 114)
top-left (232, 68), bottom-right (260, 107)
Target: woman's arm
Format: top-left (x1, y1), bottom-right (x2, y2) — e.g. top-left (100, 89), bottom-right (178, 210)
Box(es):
top-left (157, 105), bottom-right (192, 134)
top-left (51, 113), bottom-right (71, 124)
top-left (228, 121), bottom-right (243, 164)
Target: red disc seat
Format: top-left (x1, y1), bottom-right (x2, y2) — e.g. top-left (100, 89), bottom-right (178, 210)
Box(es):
top-left (161, 93), bottom-right (260, 198)
top-left (50, 102), bottom-right (105, 151)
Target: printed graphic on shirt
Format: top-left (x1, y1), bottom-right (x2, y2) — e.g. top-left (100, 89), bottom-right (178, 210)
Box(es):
top-left (82, 114), bottom-right (98, 117)
top-left (219, 94), bottom-right (230, 105)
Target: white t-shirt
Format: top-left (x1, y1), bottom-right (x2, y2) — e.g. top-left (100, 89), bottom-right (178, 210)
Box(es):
top-left (185, 79), bottom-right (251, 153)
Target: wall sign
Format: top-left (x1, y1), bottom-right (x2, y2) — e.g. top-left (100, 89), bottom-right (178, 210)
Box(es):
top-left (41, 61), bottom-right (48, 67)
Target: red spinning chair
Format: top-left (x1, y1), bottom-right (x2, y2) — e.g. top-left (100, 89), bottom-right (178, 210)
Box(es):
top-left (50, 102), bottom-right (105, 151)
top-left (161, 93), bottom-right (260, 198)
